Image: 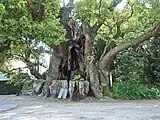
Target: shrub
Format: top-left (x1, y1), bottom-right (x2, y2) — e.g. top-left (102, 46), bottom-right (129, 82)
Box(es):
top-left (112, 82), bottom-right (160, 99)
top-left (8, 73), bottom-right (34, 92)
top-left (0, 81), bottom-right (18, 95)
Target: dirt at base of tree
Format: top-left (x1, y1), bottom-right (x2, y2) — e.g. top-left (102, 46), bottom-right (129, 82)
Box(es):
top-left (0, 95), bottom-right (160, 120)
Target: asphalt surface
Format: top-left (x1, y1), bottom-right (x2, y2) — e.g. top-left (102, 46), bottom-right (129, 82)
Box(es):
top-left (0, 95), bottom-right (160, 120)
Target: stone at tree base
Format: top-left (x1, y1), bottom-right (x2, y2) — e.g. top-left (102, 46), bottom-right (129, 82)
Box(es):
top-left (49, 80), bottom-right (68, 98)
top-left (69, 81), bottom-right (75, 98)
top-left (82, 81), bottom-right (90, 97)
top-left (21, 90), bottom-right (33, 96)
top-left (32, 79), bottom-right (45, 95)
top-left (38, 89), bottom-right (45, 97)
top-left (69, 81), bottom-right (89, 101)
top-left (38, 79), bottom-right (89, 101)
top-left (62, 88), bottom-right (68, 99)
top-left (49, 80), bottom-right (59, 97)
top-left (72, 81), bottom-right (80, 101)
top-left (35, 83), bottom-right (42, 93)
top-left (58, 88), bottom-right (68, 99)
top-left (39, 85), bottom-right (48, 97)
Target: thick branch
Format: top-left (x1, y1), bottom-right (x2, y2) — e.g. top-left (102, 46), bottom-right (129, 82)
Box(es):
top-left (23, 59), bottom-right (43, 79)
top-left (26, 0), bottom-right (35, 20)
top-left (82, 21), bottom-right (94, 57)
top-left (99, 8), bottom-right (134, 63)
top-left (26, 0), bottom-right (45, 21)
top-left (26, 0), bottom-right (33, 10)
top-left (98, 22), bottom-right (160, 70)
top-left (37, 1), bottom-right (45, 21)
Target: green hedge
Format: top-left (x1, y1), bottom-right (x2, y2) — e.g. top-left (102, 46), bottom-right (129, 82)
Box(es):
top-left (112, 82), bottom-right (160, 99)
top-left (0, 81), bottom-right (19, 95)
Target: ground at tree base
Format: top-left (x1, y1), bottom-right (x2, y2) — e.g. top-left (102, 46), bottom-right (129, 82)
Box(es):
top-left (0, 95), bottom-right (160, 120)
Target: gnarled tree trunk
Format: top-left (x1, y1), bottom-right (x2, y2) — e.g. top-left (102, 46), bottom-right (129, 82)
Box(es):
top-left (82, 22), bottom-right (103, 99)
top-left (43, 43), bottom-right (68, 97)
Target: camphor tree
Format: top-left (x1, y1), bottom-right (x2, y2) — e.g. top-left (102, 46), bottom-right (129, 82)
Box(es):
top-left (45, 0), bottom-right (160, 99)
top-left (0, 0), bottom-right (160, 99)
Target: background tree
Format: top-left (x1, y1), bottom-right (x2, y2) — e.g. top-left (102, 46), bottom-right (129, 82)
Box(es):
top-left (0, 0), bottom-right (66, 77)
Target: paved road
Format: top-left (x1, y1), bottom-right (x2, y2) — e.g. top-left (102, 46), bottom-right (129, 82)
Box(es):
top-left (0, 95), bottom-right (160, 120)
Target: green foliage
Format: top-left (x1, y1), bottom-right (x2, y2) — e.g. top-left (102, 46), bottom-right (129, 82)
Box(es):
top-left (113, 48), bottom-right (160, 99)
top-left (0, 0), bottom-right (66, 76)
top-left (0, 52), bottom-right (11, 73)
top-left (8, 73), bottom-right (34, 91)
top-left (112, 82), bottom-right (160, 99)
top-left (72, 74), bottom-right (84, 81)
top-left (0, 81), bottom-right (18, 95)
top-left (75, 0), bottom-right (101, 25)
top-left (114, 43), bottom-right (160, 99)
top-left (115, 50), bottom-right (145, 83)
top-left (0, 0), bottom-right (66, 45)
top-left (144, 38), bottom-right (160, 86)
top-left (93, 38), bottom-right (106, 61)
top-left (0, 3), bottom-right (5, 13)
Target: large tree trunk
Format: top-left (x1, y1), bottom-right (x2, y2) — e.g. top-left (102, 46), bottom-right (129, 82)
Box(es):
top-left (82, 22), bottom-right (102, 99)
top-left (87, 63), bottom-right (102, 99)
top-left (43, 45), bottom-right (65, 97)
top-left (42, 0), bottom-right (74, 97)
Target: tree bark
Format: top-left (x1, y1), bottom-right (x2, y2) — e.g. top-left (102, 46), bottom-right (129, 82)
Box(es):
top-left (44, 47), bottom-right (63, 97)
top-left (42, 0), bottom-right (75, 97)
top-left (26, 0), bottom-right (45, 21)
top-left (82, 22), bottom-right (102, 99)
top-left (87, 63), bottom-right (102, 99)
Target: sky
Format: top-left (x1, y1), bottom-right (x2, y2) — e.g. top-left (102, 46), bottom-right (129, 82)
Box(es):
top-left (116, 0), bottom-right (128, 9)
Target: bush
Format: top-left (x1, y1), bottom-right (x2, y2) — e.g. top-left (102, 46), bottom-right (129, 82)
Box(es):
top-left (112, 82), bottom-right (160, 99)
top-left (0, 81), bottom-right (18, 95)
top-left (8, 73), bottom-right (34, 92)
top-left (115, 50), bottom-right (145, 83)
top-left (144, 38), bottom-right (160, 85)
